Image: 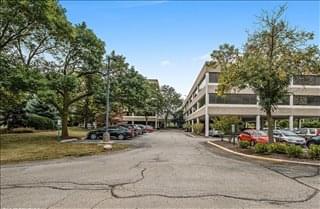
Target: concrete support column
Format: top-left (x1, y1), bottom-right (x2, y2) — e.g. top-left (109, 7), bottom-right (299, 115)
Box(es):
top-left (298, 119), bottom-right (302, 129)
top-left (256, 115), bottom-right (261, 130)
top-left (196, 118), bottom-right (200, 124)
top-left (155, 114), bottom-right (158, 129)
top-left (197, 102), bottom-right (199, 110)
top-left (289, 115), bottom-right (294, 130)
top-left (191, 120), bottom-right (194, 133)
top-left (205, 72), bottom-right (209, 137)
top-left (274, 119), bottom-right (277, 130)
top-left (131, 112), bottom-right (134, 124)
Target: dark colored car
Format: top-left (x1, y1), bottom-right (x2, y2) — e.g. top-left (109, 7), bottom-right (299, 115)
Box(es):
top-left (87, 126), bottom-right (130, 140)
top-left (137, 124), bottom-right (146, 133)
top-left (133, 124), bottom-right (143, 135)
top-left (306, 135), bottom-right (320, 148)
top-left (119, 124), bottom-right (136, 137)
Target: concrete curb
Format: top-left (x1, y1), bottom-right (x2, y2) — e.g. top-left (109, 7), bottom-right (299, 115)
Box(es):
top-left (207, 141), bottom-right (320, 167)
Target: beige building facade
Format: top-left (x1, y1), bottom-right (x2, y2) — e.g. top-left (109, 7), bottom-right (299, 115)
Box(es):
top-left (122, 79), bottom-right (164, 128)
top-left (182, 64), bottom-right (320, 137)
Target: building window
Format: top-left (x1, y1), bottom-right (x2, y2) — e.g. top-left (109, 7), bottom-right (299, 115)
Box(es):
top-left (198, 76), bottom-right (206, 90)
top-left (198, 96), bottom-right (205, 108)
top-left (277, 96), bottom-right (290, 105)
top-left (293, 95), bottom-right (320, 106)
top-left (209, 93), bottom-right (257, 104)
top-left (293, 75), bottom-right (320, 86)
top-left (209, 72), bottom-right (220, 83)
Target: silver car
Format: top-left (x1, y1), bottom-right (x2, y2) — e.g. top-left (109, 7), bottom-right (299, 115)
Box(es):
top-left (273, 130), bottom-right (306, 146)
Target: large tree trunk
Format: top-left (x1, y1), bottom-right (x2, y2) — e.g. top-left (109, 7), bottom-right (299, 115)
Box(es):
top-left (84, 96), bottom-right (89, 129)
top-left (266, 109), bottom-right (273, 143)
top-left (61, 92), bottom-right (69, 138)
top-left (61, 108), bottom-right (69, 138)
top-left (164, 112), bottom-right (168, 128)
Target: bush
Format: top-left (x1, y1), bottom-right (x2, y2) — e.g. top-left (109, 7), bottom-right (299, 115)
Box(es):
top-left (254, 143), bottom-right (269, 154)
top-left (192, 123), bottom-right (204, 135)
top-left (239, 141), bottom-right (250, 149)
top-left (308, 145), bottom-right (320, 159)
top-left (267, 143), bottom-right (287, 154)
top-left (183, 123), bottom-right (192, 131)
top-left (26, 114), bottom-right (56, 130)
top-left (0, 128), bottom-right (8, 134)
top-left (9, 128), bottom-right (35, 133)
top-left (286, 145), bottom-right (303, 158)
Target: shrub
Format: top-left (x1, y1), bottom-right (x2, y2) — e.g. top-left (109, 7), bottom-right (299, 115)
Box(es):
top-left (192, 123), bottom-right (204, 135)
top-left (26, 114), bottom-right (56, 130)
top-left (9, 128), bottom-right (35, 133)
top-left (308, 145), bottom-right (320, 159)
top-left (0, 128), bottom-right (8, 134)
top-left (183, 123), bottom-right (192, 131)
top-left (254, 143), bottom-right (269, 154)
top-left (286, 145), bottom-right (303, 158)
top-left (267, 143), bottom-right (287, 154)
top-left (239, 141), bottom-right (250, 149)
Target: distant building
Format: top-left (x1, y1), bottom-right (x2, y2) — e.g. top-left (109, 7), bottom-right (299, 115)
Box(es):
top-left (122, 79), bottom-right (164, 128)
top-left (182, 63), bottom-right (320, 136)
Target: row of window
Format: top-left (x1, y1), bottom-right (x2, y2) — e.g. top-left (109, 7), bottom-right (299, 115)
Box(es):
top-left (209, 73), bottom-right (320, 86)
top-left (208, 94), bottom-right (320, 106)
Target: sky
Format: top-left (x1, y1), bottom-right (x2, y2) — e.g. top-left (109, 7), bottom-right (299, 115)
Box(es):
top-left (59, 1), bottom-right (320, 97)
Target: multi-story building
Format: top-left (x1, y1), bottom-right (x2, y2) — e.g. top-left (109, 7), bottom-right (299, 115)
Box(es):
top-left (182, 63), bottom-right (320, 137)
top-left (122, 79), bottom-right (164, 128)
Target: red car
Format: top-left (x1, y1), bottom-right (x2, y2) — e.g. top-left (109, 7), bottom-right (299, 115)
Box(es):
top-left (238, 129), bottom-right (269, 145)
top-left (144, 125), bottom-right (154, 133)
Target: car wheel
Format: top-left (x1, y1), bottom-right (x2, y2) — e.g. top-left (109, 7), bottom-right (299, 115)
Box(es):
top-left (118, 134), bottom-right (124, 140)
top-left (90, 134), bottom-right (97, 140)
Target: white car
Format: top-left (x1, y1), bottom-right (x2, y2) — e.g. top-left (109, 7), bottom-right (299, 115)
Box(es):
top-left (209, 129), bottom-right (224, 137)
top-left (273, 130), bottom-right (306, 146)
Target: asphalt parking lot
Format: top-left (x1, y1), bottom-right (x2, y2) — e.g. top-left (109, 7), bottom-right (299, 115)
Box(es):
top-left (1, 130), bottom-right (319, 208)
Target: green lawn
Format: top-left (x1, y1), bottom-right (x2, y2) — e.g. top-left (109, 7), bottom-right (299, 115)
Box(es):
top-left (0, 127), bottom-right (128, 164)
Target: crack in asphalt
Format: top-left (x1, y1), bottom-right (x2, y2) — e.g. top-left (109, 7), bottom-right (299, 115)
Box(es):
top-left (2, 133), bottom-right (320, 208)
top-left (1, 180), bottom-right (112, 191)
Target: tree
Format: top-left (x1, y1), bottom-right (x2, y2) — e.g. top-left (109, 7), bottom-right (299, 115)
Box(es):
top-left (140, 80), bottom-right (163, 125)
top-left (0, 0), bottom-right (70, 51)
top-left (160, 85), bottom-right (183, 128)
top-left (40, 23), bottom-right (105, 138)
top-left (212, 116), bottom-right (241, 135)
top-left (171, 109), bottom-right (184, 128)
top-left (211, 5), bottom-right (319, 142)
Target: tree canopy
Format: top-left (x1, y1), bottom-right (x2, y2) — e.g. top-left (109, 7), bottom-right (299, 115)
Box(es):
top-left (210, 5), bottom-right (320, 141)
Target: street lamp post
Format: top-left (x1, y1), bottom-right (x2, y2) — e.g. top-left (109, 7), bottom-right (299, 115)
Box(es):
top-left (103, 56), bottom-right (111, 141)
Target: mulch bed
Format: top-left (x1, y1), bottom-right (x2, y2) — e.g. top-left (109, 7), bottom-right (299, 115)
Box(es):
top-left (211, 140), bottom-right (320, 164)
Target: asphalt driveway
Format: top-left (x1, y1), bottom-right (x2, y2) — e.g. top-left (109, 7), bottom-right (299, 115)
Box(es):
top-left (1, 130), bottom-right (319, 208)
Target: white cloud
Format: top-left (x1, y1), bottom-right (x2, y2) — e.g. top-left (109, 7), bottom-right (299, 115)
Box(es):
top-left (160, 60), bottom-right (171, 66)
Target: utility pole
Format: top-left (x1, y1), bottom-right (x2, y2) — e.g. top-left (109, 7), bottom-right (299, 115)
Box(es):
top-left (103, 56), bottom-right (111, 141)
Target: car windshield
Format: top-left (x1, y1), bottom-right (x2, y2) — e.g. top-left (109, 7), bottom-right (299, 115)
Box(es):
top-left (256, 131), bottom-right (267, 136)
top-left (282, 130), bottom-right (297, 136)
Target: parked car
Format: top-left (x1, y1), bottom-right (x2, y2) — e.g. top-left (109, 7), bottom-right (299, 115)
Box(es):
top-left (133, 124), bottom-right (143, 135)
top-left (273, 130), bottom-right (306, 146)
top-left (294, 128), bottom-right (320, 140)
top-left (306, 135), bottom-right (320, 148)
top-left (137, 124), bottom-right (146, 133)
top-left (119, 124), bottom-right (136, 137)
top-left (86, 126), bottom-right (131, 140)
top-left (144, 125), bottom-right (154, 133)
top-left (238, 129), bottom-right (269, 145)
top-left (209, 128), bottom-right (224, 137)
